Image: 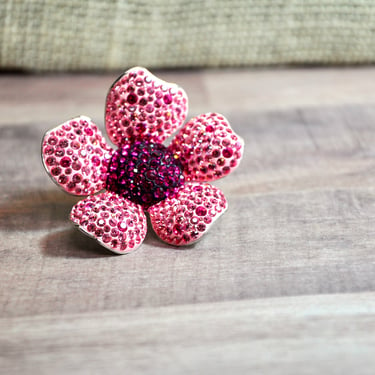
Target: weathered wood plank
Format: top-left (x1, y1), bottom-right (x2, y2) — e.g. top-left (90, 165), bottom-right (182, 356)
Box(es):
top-left (1, 293), bottom-right (375, 375)
top-left (1, 68), bottom-right (375, 374)
top-left (3, 67), bottom-right (375, 127)
top-left (2, 103), bottom-right (375, 317)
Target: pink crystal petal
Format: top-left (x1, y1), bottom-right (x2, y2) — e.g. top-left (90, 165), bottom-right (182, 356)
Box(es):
top-left (70, 191), bottom-right (147, 254)
top-left (41, 116), bottom-right (113, 196)
top-left (169, 113), bottom-right (244, 182)
top-left (105, 67), bottom-right (188, 146)
top-left (148, 183), bottom-right (228, 246)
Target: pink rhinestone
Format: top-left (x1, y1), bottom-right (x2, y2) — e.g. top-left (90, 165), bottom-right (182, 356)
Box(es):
top-left (58, 175), bottom-right (68, 184)
top-left (127, 93), bottom-right (138, 104)
top-left (195, 206), bottom-right (207, 216)
top-left (60, 157), bottom-right (71, 168)
top-left (222, 148), bottom-right (233, 158)
top-left (87, 224), bottom-right (96, 232)
top-left (48, 136), bottom-right (58, 145)
top-left (197, 223), bottom-right (206, 232)
top-left (102, 234), bottom-right (111, 243)
top-left (163, 94), bottom-right (172, 104)
top-left (59, 139), bottom-right (69, 148)
top-left (46, 156), bottom-right (56, 166)
top-left (51, 167), bottom-right (61, 176)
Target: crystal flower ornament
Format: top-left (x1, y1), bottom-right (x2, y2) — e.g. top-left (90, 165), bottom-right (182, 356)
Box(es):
top-left (41, 67), bottom-right (244, 254)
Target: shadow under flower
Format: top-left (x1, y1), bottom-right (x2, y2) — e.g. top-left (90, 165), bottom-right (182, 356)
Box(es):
top-left (41, 220), bottom-right (187, 258)
top-left (40, 227), bottom-right (116, 258)
top-left (1, 188), bottom-right (196, 257)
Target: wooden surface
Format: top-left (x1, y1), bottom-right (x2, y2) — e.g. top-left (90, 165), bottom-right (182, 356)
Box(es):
top-left (1, 68), bottom-right (375, 374)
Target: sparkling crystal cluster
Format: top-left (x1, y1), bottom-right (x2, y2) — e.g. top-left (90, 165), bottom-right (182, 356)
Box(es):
top-left (42, 67), bottom-right (244, 254)
top-left (71, 192), bottom-right (146, 253)
top-left (170, 113), bottom-right (243, 181)
top-left (105, 68), bottom-right (187, 145)
top-left (106, 141), bottom-right (184, 208)
top-left (42, 116), bottom-right (112, 196)
top-left (149, 183), bottom-right (227, 246)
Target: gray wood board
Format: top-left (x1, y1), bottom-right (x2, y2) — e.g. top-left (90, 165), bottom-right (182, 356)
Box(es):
top-left (2, 294), bottom-right (375, 375)
top-left (1, 73), bottom-right (375, 374)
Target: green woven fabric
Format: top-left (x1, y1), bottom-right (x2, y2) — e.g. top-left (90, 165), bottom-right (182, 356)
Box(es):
top-left (1, 0), bottom-right (375, 71)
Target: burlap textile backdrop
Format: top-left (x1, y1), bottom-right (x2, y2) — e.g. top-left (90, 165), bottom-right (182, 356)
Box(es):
top-left (1, 0), bottom-right (375, 72)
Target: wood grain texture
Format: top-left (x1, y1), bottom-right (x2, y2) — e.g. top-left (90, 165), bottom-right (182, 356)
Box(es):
top-left (1, 68), bottom-right (375, 374)
top-left (2, 294), bottom-right (375, 375)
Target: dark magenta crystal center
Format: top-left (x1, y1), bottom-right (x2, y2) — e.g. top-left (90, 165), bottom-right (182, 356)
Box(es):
top-left (106, 141), bottom-right (184, 208)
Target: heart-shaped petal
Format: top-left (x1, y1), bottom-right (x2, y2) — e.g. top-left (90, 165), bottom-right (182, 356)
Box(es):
top-left (169, 113), bottom-right (244, 182)
top-left (148, 183), bottom-right (227, 246)
top-left (42, 116), bottom-right (113, 196)
top-left (105, 67), bottom-right (188, 146)
top-left (70, 191), bottom-right (147, 254)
